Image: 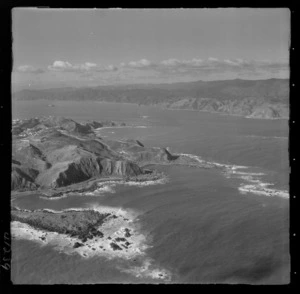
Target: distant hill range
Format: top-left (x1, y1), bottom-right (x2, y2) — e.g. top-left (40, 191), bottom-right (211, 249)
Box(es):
top-left (12, 78), bottom-right (290, 119)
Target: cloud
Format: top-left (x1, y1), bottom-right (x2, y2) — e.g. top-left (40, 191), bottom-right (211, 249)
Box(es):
top-left (48, 61), bottom-right (100, 72)
top-left (15, 65), bottom-right (45, 74)
top-left (122, 59), bottom-right (153, 69)
top-left (85, 62), bottom-right (97, 68)
top-left (52, 60), bottom-right (72, 69)
top-left (159, 57), bottom-right (243, 71)
top-left (82, 57), bottom-right (289, 82)
top-left (95, 64), bottom-right (118, 72)
top-left (17, 57), bottom-right (288, 86)
top-left (160, 58), bottom-right (204, 67)
top-left (154, 58), bottom-right (289, 78)
top-left (48, 60), bottom-right (119, 73)
top-left (161, 58), bottom-right (179, 66)
top-left (208, 57), bottom-right (219, 62)
top-left (106, 65), bottom-right (118, 71)
top-left (159, 57), bottom-right (252, 70)
top-left (123, 58), bottom-right (204, 68)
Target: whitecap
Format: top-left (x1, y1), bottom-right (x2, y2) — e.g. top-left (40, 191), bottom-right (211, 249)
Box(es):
top-left (85, 184), bottom-right (116, 196)
top-left (119, 258), bottom-right (172, 282)
top-left (176, 152), bottom-right (288, 199)
top-left (239, 184), bottom-right (289, 198)
top-left (124, 178), bottom-right (168, 187)
top-left (39, 194), bottom-right (68, 200)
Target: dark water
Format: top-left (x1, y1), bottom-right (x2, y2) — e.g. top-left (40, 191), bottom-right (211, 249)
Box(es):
top-left (11, 100), bottom-right (290, 284)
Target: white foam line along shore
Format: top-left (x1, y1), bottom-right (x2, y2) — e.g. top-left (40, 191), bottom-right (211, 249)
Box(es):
top-left (11, 205), bottom-right (172, 281)
top-left (119, 258), bottom-right (172, 282)
top-left (39, 151), bottom-right (287, 201)
top-left (177, 152), bottom-right (289, 199)
top-left (224, 169), bottom-right (289, 199)
top-left (95, 126), bottom-right (149, 131)
top-left (39, 177), bottom-right (168, 200)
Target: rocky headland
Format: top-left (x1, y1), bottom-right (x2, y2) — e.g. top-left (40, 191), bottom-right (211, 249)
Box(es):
top-left (11, 205), bottom-right (172, 280)
top-left (11, 207), bottom-right (109, 242)
top-left (11, 116), bottom-right (202, 195)
top-left (11, 206), bottom-right (142, 257)
top-left (12, 115), bottom-right (286, 200)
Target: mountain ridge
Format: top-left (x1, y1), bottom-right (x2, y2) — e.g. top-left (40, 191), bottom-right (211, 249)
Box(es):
top-left (12, 78), bottom-right (289, 119)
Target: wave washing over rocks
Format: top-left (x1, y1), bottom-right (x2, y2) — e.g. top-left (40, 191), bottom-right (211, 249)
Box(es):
top-left (39, 176), bottom-right (168, 200)
top-left (177, 153), bottom-right (289, 199)
top-left (119, 258), bottom-right (172, 282)
top-left (95, 125), bottom-right (149, 131)
top-left (11, 205), bottom-right (172, 282)
top-left (224, 169), bottom-right (289, 199)
top-left (81, 178), bottom-right (168, 197)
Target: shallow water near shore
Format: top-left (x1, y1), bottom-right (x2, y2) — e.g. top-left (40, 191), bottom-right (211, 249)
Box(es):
top-left (11, 101), bottom-right (289, 284)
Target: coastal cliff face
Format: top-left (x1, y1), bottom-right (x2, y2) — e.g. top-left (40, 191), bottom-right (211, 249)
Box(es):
top-left (12, 79), bottom-right (289, 119)
top-left (11, 117), bottom-right (177, 191)
top-left (104, 138), bottom-right (179, 165)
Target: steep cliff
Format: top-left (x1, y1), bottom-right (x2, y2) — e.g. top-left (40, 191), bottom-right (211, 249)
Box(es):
top-left (11, 166), bottom-right (38, 190)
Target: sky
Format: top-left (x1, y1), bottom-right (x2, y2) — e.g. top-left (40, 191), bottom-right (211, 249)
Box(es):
top-left (12, 8), bottom-right (290, 89)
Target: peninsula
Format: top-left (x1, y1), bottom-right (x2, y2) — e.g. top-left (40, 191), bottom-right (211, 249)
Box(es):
top-left (11, 116), bottom-right (205, 196)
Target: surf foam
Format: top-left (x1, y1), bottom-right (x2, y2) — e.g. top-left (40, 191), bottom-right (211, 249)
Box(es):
top-left (176, 152), bottom-right (289, 199)
top-left (39, 176), bottom-right (168, 200)
top-left (11, 205), bottom-right (173, 281)
top-left (11, 206), bottom-right (146, 260)
top-left (120, 258), bottom-right (172, 282)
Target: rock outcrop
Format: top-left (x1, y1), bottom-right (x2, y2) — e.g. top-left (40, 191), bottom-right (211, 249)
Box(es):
top-left (11, 166), bottom-right (38, 190)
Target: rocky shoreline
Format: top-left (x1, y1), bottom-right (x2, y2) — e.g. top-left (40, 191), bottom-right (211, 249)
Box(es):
top-left (38, 171), bottom-right (166, 199)
top-left (11, 115), bottom-right (218, 199)
top-left (11, 208), bottom-right (110, 243)
top-left (11, 153), bottom-right (216, 200)
top-left (11, 205), bottom-right (172, 281)
top-left (11, 206), bottom-right (142, 256)
top-left (11, 116), bottom-right (185, 194)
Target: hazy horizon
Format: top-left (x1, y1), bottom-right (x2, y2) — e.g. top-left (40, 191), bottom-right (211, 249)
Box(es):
top-left (12, 76), bottom-right (289, 93)
top-left (12, 8), bottom-right (290, 90)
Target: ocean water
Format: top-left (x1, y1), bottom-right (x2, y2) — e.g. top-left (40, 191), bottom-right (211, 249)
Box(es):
top-left (11, 100), bottom-right (290, 284)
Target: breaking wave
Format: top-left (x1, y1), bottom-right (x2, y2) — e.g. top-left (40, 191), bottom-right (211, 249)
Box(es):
top-left (39, 176), bottom-right (168, 200)
top-left (11, 205), bottom-right (172, 282)
top-left (176, 152), bottom-right (289, 199)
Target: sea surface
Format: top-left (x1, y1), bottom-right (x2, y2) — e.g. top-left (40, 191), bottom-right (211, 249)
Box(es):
top-left (11, 100), bottom-right (290, 284)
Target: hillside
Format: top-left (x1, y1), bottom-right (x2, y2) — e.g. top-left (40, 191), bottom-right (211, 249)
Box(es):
top-left (11, 116), bottom-right (181, 192)
top-left (12, 79), bottom-right (289, 119)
